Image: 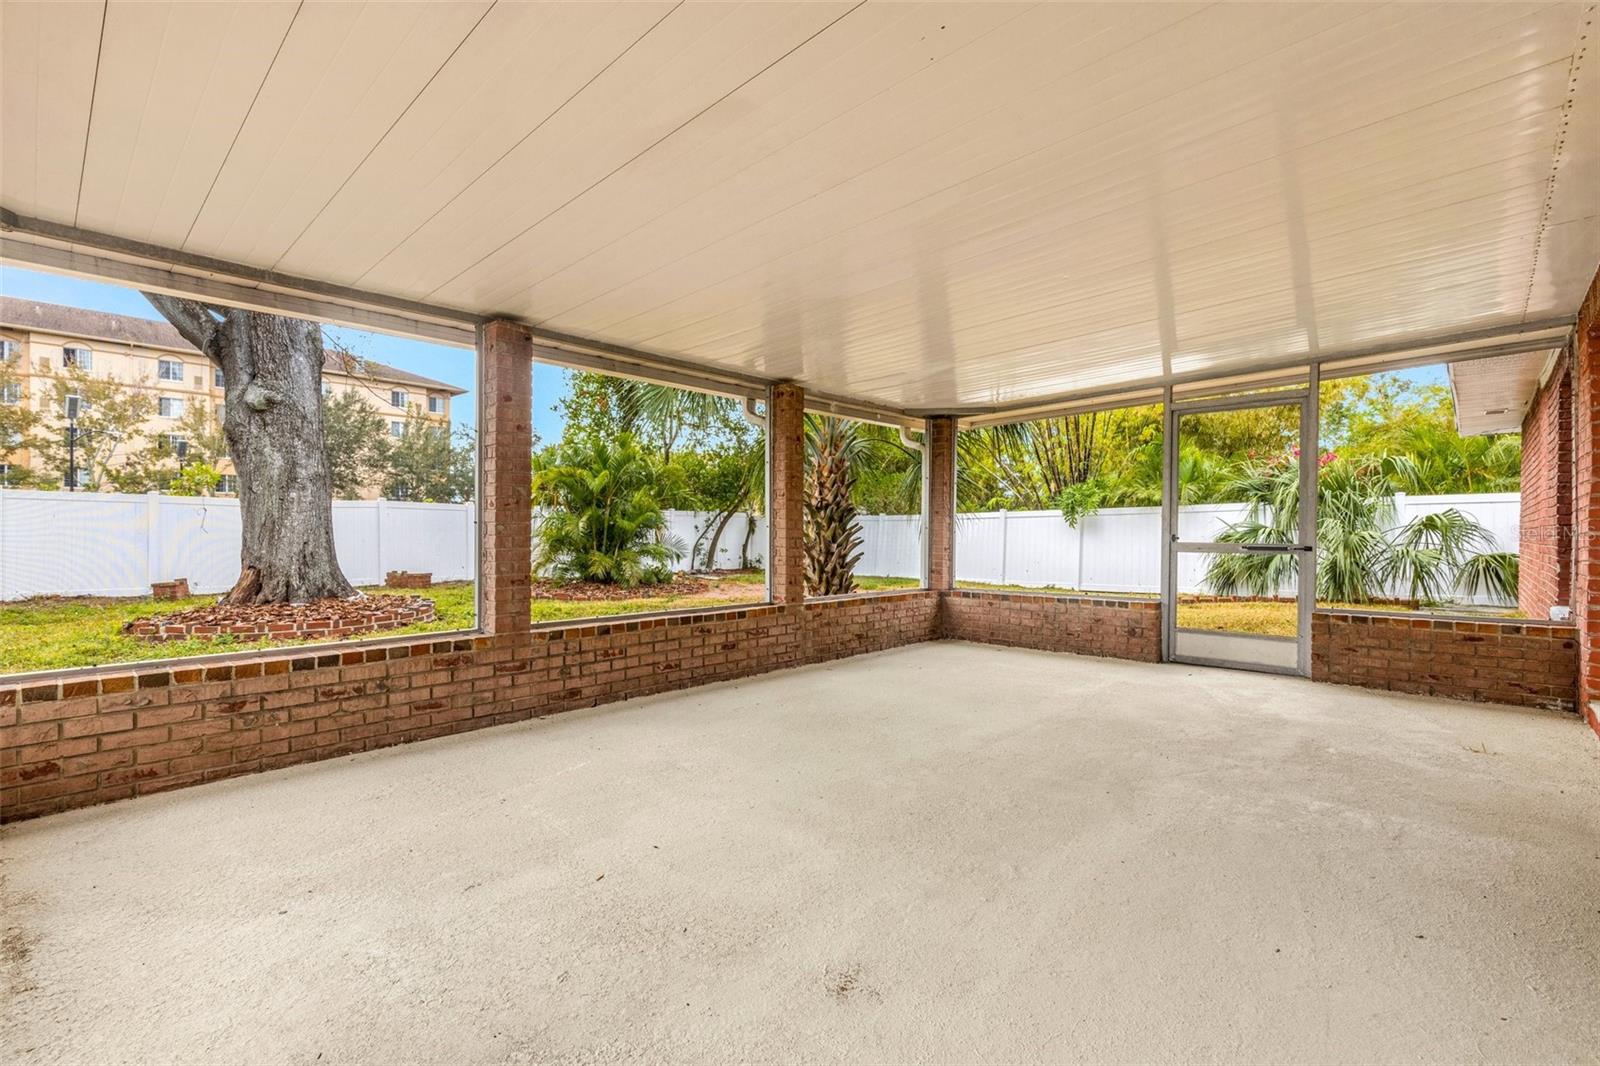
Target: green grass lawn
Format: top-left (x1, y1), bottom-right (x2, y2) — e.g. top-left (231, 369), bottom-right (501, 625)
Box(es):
top-left (1176, 598), bottom-right (1523, 637)
top-left (0, 572), bottom-right (923, 674)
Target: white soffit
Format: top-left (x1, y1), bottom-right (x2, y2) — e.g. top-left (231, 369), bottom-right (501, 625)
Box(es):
top-left (1447, 348), bottom-right (1562, 435)
top-left (1, 1), bottom-right (1597, 415)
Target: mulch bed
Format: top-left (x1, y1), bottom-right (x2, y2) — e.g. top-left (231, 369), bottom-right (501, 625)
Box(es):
top-left (123, 595), bottom-right (435, 643)
top-left (529, 577), bottom-right (711, 602)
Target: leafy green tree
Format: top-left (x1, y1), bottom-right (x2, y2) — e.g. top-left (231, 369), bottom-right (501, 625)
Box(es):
top-left (172, 400), bottom-right (229, 466)
top-left (166, 461), bottom-right (224, 497)
top-left (322, 390), bottom-right (392, 499)
top-left (33, 366), bottom-right (155, 490)
top-left (532, 434), bottom-right (679, 586)
top-left (562, 372), bottom-right (755, 465)
top-left (847, 423), bottom-right (922, 514)
top-left (0, 361), bottom-right (42, 486)
top-left (957, 406), bottom-right (1162, 512)
top-left (381, 410), bottom-right (475, 503)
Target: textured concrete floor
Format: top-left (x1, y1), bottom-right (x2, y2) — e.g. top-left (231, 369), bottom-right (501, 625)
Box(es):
top-left (3, 641), bottom-right (1598, 1065)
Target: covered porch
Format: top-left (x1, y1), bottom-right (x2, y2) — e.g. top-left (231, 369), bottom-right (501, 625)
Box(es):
top-left (5, 641), bottom-right (1597, 1063)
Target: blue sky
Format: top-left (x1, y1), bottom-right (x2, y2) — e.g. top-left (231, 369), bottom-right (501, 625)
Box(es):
top-left (0, 266), bottom-right (573, 442)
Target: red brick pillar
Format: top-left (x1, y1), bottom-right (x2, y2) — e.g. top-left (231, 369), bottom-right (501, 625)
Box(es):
top-left (1571, 269), bottom-right (1600, 735)
top-left (1518, 351), bottom-right (1572, 619)
top-left (925, 415), bottom-right (956, 591)
top-left (768, 383), bottom-right (806, 604)
top-left (477, 320), bottom-right (533, 637)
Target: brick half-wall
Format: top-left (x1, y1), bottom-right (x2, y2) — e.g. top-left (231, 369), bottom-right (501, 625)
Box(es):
top-left (1311, 611), bottom-right (1578, 713)
top-left (940, 590), bottom-right (1162, 661)
top-left (1519, 349), bottom-right (1572, 619)
top-left (0, 592), bottom-right (938, 823)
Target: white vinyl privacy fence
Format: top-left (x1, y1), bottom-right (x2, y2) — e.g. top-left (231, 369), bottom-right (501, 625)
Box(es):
top-left (0, 490), bottom-right (1518, 601)
top-left (0, 491), bottom-right (479, 600)
top-left (952, 493), bottom-right (1521, 600)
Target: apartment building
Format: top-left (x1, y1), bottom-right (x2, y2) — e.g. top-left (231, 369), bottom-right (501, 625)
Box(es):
top-left (0, 297), bottom-right (465, 497)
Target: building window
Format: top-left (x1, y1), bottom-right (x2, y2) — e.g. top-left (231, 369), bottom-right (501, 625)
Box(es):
top-left (159, 396), bottom-right (184, 418)
top-left (63, 468), bottom-right (87, 489)
top-left (428, 395), bottom-right (444, 414)
top-left (389, 420), bottom-right (404, 438)
top-left (63, 345), bottom-right (92, 370)
top-left (217, 474), bottom-right (238, 495)
top-left (214, 367), bottom-right (225, 388)
top-left (0, 382), bottom-right (19, 405)
top-left (158, 359), bottom-right (184, 382)
top-left (390, 389), bottom-right (407, 408)
top-left (0, 339), bottom-right (16, 362)
top-left (160, 433), bottom-right (188, 455)
top-left (322, 382), bottom-right (334, 398)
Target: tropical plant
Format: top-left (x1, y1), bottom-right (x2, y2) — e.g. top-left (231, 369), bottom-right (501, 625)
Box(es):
top-left (612, 379), bottom-right (766, 567)
top-left (804, 416), bottom-right (866, 595)
top-left (1204, 453), bottom-right (1517, 606)
top-left (532, 434), bottom-right (680, 586)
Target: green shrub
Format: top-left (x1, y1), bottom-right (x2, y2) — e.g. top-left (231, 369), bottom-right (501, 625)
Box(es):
top-left (532, 434), bottom-right (680, 587)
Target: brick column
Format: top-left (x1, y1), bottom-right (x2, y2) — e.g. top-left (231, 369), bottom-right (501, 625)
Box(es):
top-left (925, 415), bottom-right (956, 591)
top-left (1518, 351), bottom-right (1572, 619)
top-left (477, 319), bottom-right (533, 637)
top-left (1571, 268), bottom-right (1600, 736)
top-left (768, 383), bottom-right (805, 604)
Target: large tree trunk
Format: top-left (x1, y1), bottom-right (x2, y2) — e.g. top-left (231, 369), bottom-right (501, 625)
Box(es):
top-left (143, 294), bottom-right (355, 605)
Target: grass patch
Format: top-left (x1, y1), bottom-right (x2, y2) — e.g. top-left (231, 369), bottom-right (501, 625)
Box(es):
top-left (0, 584), bottom-right (479, 675)
top-left (1176, 600), bottom-right (1298, 637)
top-left (0, 572), bottom-right (907, 674)
top-left (1175, 598), bottom-right (1522, 638)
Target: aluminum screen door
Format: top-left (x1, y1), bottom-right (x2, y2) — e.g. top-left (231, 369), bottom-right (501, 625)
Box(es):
top-left (1162, 389), bottom-right (1316, 676)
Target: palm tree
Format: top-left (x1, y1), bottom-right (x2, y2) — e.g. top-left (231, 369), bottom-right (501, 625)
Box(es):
top-left (532, 434), bottom-right (681, 587)
top-left (804, 416), bottom-right (867, 595)
top-left (614, 379), bottom-right (766, 568)
top-left (1204, 454), bottom-right (1517, 606)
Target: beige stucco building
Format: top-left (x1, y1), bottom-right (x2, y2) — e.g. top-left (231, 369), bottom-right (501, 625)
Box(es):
top-left (0, 297), bottom-right (464, 498)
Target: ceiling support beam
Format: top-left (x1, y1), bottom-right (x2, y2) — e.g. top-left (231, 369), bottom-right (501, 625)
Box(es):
top-left (949, 318), bottom-right (1577, 429)
top-left (3, 210), bottom-right (1572, 433)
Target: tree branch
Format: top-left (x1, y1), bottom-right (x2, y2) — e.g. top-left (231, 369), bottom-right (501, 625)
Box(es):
top-left (141, 293), bottom-right (220, 357)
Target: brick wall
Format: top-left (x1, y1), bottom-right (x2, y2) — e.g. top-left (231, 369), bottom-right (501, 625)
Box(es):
top-left (940, 590), bottom-right (1162, 661)
top-left (805, 592), bottom-right (940, 663)
top-left (1311, 611), bottom-right (1578, 712)
top-left (1519, 349), bottom-right (1572, 619)
top-left (1570, 269), bottom-right (1600, 735)
top-left (1, 593), bottom-right (940, 822)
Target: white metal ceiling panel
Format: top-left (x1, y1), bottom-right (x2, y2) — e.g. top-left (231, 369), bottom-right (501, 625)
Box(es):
top-left (74, 1), bottom-right (299, 244)
top-left (1, 0), bottom-right (1595, 414)
top-left (0, 0), bottom-right (103, 221)
top-left (1449, 348), bottom-right (1561, 434)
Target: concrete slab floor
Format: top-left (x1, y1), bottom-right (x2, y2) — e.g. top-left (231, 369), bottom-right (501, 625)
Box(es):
top-left (2, 641), bottom-right (1598, 1065)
